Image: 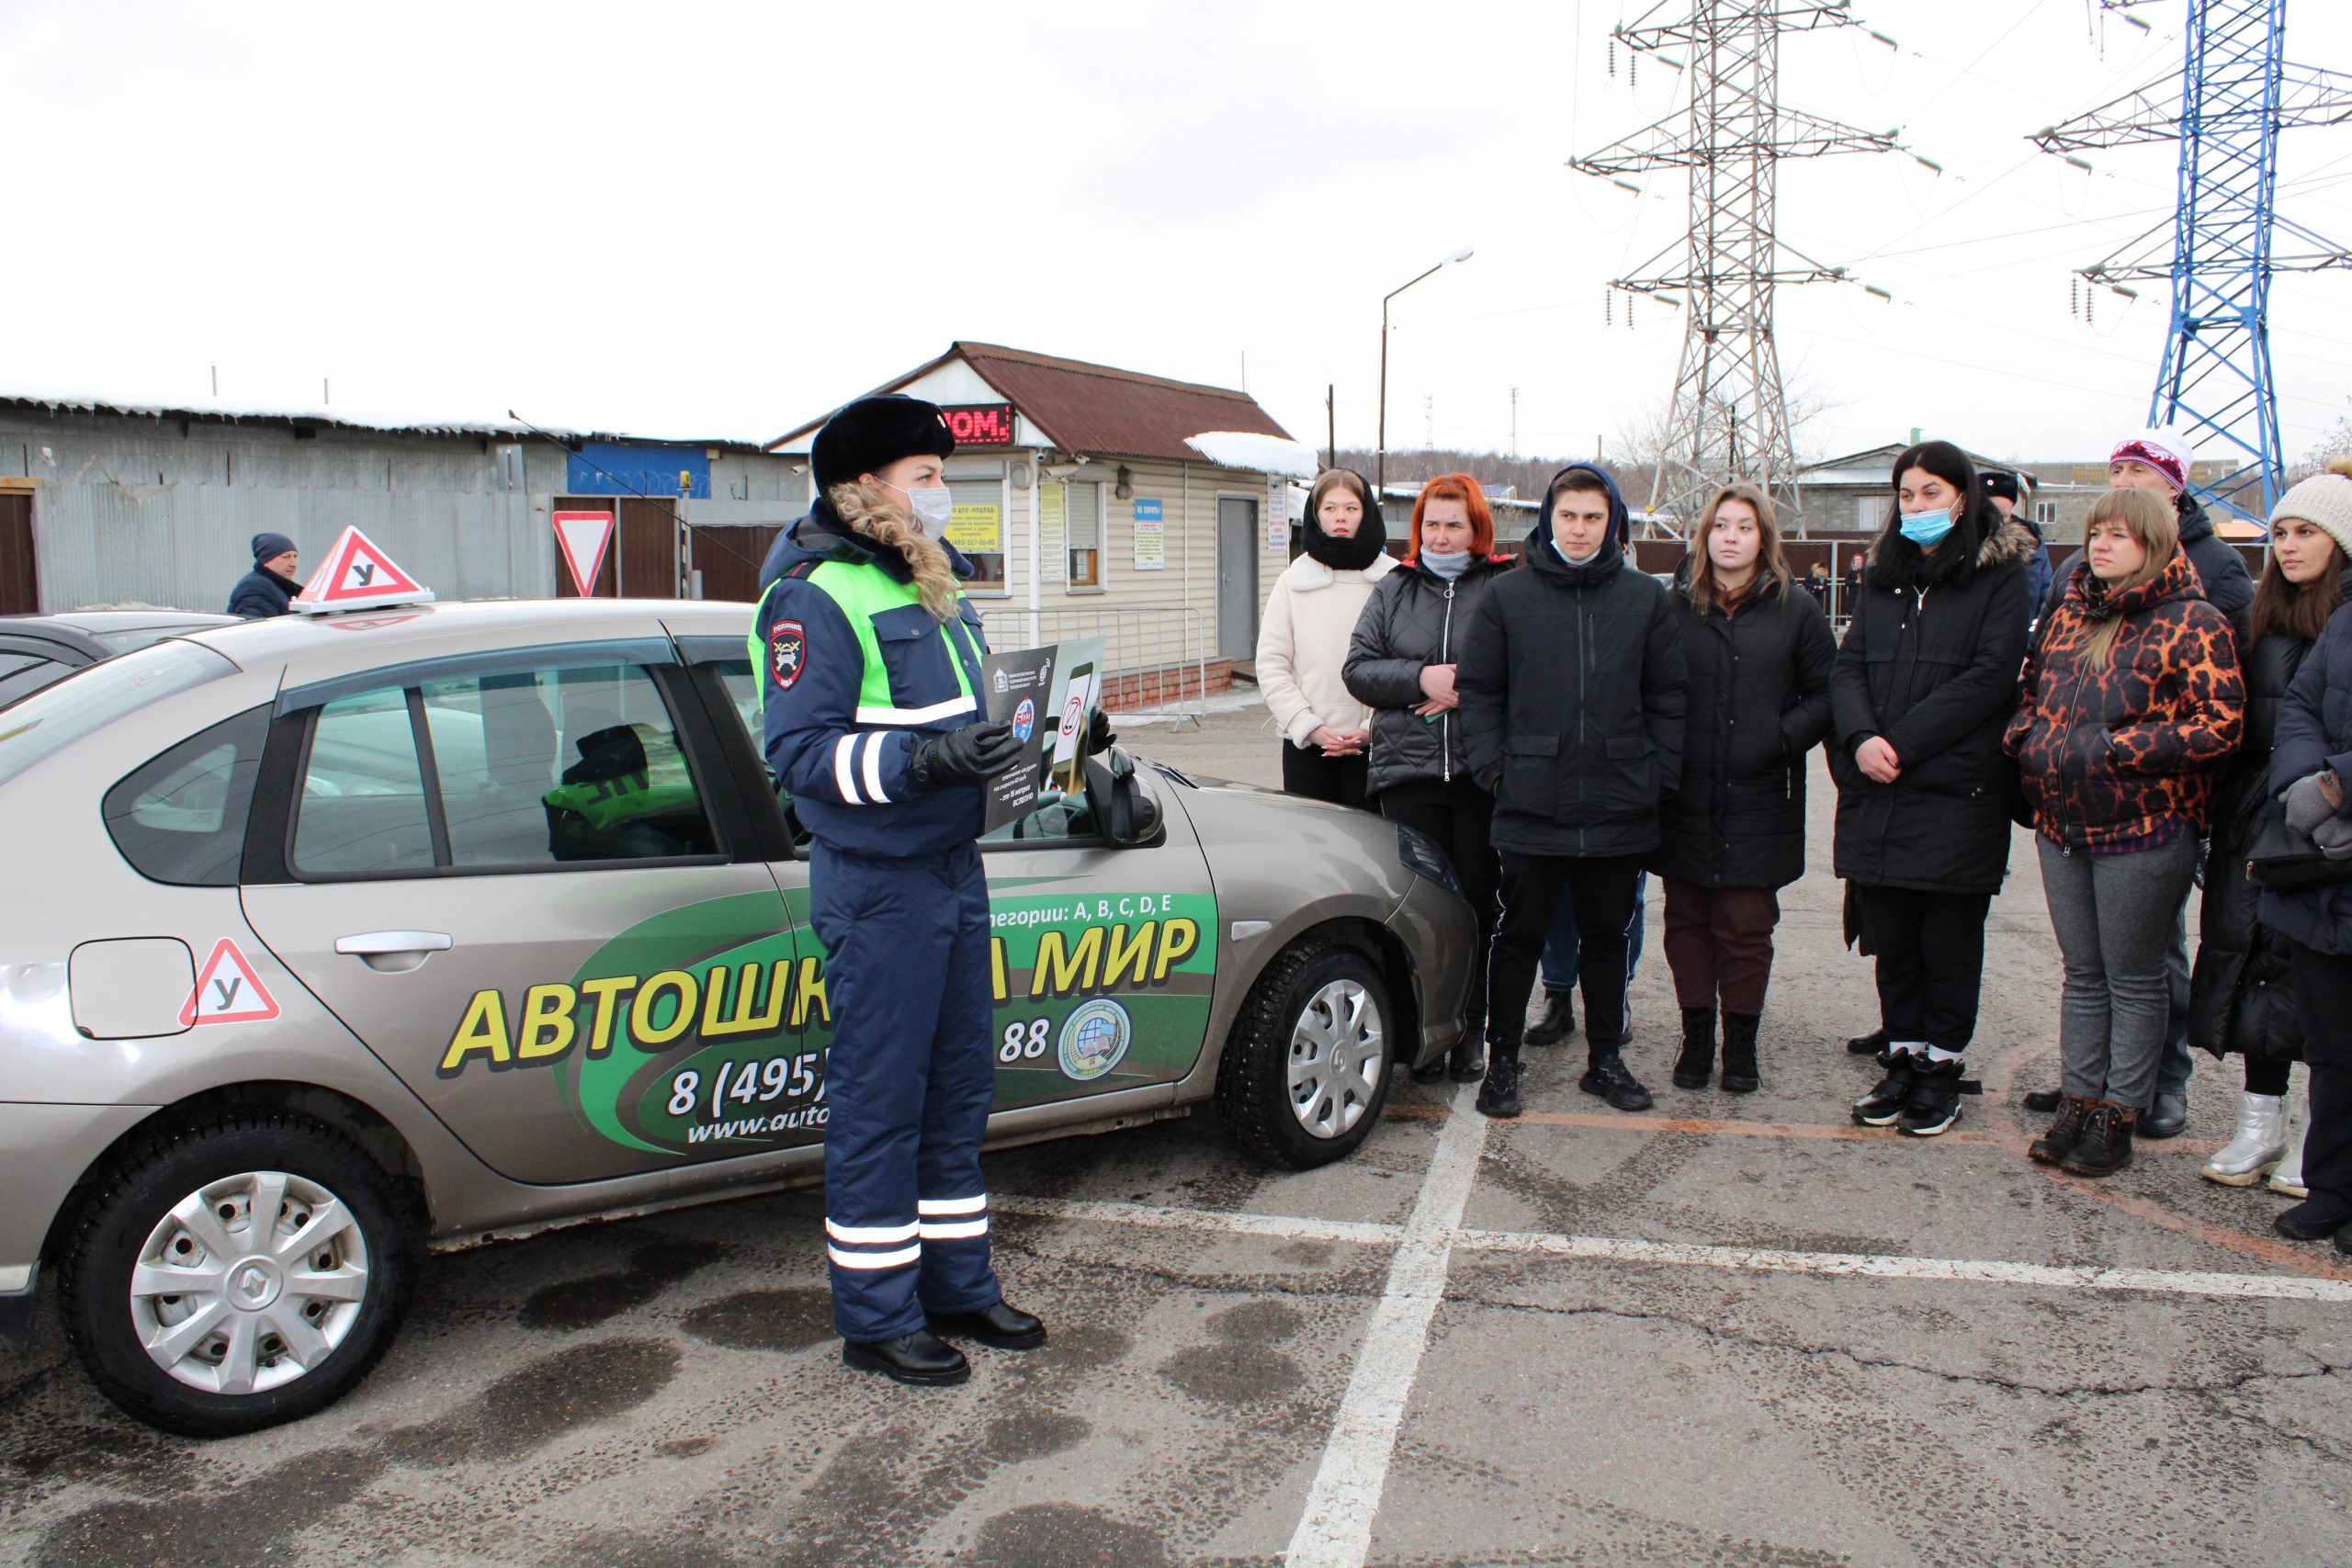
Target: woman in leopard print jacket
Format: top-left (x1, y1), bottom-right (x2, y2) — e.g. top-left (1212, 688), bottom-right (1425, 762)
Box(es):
top-left (2004, 487), bottom-right (2245, 1177)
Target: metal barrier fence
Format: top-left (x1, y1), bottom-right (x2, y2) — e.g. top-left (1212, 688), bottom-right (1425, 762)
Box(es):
top-left (976, 604), bottom-right (1212, 727)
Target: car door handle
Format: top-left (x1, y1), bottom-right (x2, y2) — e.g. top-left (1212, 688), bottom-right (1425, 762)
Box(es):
top-left (335, 931), bottom-right (453, 973)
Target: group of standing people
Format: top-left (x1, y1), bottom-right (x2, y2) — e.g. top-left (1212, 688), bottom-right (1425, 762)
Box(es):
top-left (1257, 433), bottom-right (2352, 1258)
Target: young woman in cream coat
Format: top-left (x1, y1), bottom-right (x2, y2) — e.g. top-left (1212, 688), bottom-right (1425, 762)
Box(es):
top-left (1257, 467), bottom-right (1398, 807)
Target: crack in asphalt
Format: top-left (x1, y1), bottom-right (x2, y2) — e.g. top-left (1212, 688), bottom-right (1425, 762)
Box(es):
top-left (1448, 1287), bottom-right (2349, 1402)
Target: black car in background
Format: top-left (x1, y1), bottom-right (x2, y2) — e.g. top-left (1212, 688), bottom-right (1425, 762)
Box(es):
top-left (0, 611), bottom-right (241, 709)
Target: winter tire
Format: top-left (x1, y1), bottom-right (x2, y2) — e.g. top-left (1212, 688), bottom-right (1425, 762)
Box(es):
top-left (1215, 939), bottom-right (1394, 1169)
top-left (59, 1110), bottom-right (415, 1438)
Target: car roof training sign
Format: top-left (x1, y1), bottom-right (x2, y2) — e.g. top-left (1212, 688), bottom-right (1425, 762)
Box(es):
top-left (290, 526), bottom-right (435, 614)
top-left (551, 510), bottom-right (616, 596)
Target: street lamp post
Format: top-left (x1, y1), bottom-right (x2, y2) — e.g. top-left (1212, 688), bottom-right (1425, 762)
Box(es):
top-left (1378, 245), bottom-right (1475, 493)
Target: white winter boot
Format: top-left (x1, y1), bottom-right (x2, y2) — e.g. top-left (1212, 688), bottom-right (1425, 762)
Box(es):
top-left (2201, 1091), bottom-right (2288, 1186)
top-left (2270, 1085), bottom-right (2311, 1199)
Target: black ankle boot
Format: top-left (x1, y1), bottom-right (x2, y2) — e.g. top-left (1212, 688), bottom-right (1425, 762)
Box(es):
top-left (1525, 991), bottom-right (1576, 1046)
top-left (1847, 1026), bottom-right (1889, 1056)
top-left (1720, 1011), bottom-right (1760, 1093)
top-left (1852, 1047), bottom-right (1917, 1126)
top-left (1671, 1007), bottom-right (1715, 1089)
top-left (1447, 1032), bottom-right (1486, 1083)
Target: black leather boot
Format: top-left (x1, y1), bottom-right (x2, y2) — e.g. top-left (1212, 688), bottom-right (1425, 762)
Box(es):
top-left (1852, 1048), bottom-right (1917, 1126)
top-left (1671, 1007), bottom-right (1715, 1089)
top-left (1447, 1032), bottom-right (1486, 1083)
top-left (927, 1300), bottom-right (1046, 1350)
top-left (1846, 1026), bottom-right (1889, 1056)
top-left (843, 1330), bottom-right (970, 1385)
top-left (1525, 990), bottom-right (1576, 1046)
top-left (2028, 1094), bottom-right (2096, 1166)
top-left (2058, 1101), bottom-right (2135, 1176)
top-left (1720, 1011), bottom-right (1760, 1094)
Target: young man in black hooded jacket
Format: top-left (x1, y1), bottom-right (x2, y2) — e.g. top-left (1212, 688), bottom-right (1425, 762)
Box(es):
top-left (1458, 463), bottom-right (1687, 1118)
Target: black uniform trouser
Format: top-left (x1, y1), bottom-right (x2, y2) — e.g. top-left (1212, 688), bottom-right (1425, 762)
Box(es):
top-left (1379, 778), bottom-right (1498, 1038)
top-left (1282, 744), bottom-right (1370, 809)
top-left (1489, 852), bottom-right (1645, 1055)
top-left (2286, 939), bottom-right (2352, 1224)
top-left (1860, 885), bottom-right (1993, 1053)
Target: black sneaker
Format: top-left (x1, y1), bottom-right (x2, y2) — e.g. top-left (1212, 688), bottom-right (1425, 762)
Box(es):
top-left (2056, 1100), bottom-right (2133, 1176)
top-left (2028, 1094), bottom-right (2095, 1166)
top-left (1525, 991), bottom-right (1576, 1046)
top-left (1476, 1053), bottom-right (1522, 1119)
top-left (1896, 1054), bottom-right (1968, 1137)
top-left (1852, 1049), bottom-right (1918, 1126)
top-left (1846, 1027), bottom-right (1889, 1056)
top-left (1580, 1052), bottom-right (1654, 1111)
top-left (1671, 1007), bottom-right (1716, 1089)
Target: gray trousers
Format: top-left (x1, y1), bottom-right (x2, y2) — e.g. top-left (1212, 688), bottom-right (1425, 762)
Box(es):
top-left (2037, 833), bottom-right (2201, 1112)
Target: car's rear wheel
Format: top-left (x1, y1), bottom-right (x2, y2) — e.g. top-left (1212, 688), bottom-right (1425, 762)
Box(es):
top-left (1215, 939), bottom-right (1394, 1169)
top-left (59, 1111), bottom-right (415, 1438)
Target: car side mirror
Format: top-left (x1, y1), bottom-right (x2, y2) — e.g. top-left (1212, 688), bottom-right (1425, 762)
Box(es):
top-left (1082, 746), bottom-right (1162, 847)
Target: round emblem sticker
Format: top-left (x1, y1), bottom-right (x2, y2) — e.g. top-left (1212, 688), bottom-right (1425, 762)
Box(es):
top-left (1057, 998), bottom-right (1133, 1082)
top-left (1012, 697), bottom-right (1036, 742)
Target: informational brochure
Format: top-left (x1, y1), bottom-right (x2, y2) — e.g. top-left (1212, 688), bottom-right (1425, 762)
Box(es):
top-left (978, 643), bottom-right (1057, 832)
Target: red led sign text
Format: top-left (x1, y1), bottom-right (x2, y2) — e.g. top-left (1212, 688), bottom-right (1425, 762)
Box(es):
top-left (943, 402), bottom-right (1017, 446)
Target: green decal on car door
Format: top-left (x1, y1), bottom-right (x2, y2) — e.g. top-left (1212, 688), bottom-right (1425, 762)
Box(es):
top-left (435, 887), bottom-right (1217, 1160)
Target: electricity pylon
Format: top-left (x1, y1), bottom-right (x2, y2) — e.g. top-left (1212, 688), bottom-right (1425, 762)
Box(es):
top-left (1570, 1), bottom-right (1902, 536)
top-left (2036, 0), bottom-right (2352, 529)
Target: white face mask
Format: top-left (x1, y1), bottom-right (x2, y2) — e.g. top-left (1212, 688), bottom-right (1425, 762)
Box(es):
top-left (882, 479), bottom-right (955, 534)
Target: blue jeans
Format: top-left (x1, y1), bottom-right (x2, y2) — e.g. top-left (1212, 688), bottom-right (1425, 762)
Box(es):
top-left (1540, 870), bottom-right (1646, 1036)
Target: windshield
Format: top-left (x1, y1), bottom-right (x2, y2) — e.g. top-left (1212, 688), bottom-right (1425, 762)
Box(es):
top-left (0, 640), bottom-right (239, 789)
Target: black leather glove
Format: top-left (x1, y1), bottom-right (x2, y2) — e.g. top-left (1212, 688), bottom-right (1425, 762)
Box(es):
top-left (1086, 706), bottom-right (1116, 755)
top-left (909, 721), bottom-right (1024, 790)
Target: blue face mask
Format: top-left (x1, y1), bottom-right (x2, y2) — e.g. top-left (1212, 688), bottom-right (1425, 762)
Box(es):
top-left (1898, 506), bottom-right (1956, 547)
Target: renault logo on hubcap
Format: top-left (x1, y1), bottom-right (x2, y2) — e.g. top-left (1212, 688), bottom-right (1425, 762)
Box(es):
top-left (230, 1259), bottom-right (281, 1309)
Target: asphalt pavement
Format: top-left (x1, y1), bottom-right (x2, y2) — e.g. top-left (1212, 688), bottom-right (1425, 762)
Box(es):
top-left (6, 703), bottom-right (2349, 1567)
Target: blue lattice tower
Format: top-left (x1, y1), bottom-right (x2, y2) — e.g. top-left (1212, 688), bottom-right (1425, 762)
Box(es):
top-left (2037, 0), bottom-right (2351, 529)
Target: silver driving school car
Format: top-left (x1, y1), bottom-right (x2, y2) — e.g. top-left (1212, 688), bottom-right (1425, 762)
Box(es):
top-left (0, 598), bottom-right (1474, 1436)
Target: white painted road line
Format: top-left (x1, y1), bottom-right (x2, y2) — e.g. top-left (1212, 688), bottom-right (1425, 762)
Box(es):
top-left (1282, 1081), bottom-right (1491, 1568)
top-left (996, 1195), bottom-right (1397, 1248)
top-left (995, 1196), bottom-right (2352, 1306)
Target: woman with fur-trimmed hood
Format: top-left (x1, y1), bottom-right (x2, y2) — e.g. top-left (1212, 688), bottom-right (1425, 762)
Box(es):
top-left (1831, 439), bottom-right (2037, 1139)
top-left (750, 395), bottom-right (1046, 1389)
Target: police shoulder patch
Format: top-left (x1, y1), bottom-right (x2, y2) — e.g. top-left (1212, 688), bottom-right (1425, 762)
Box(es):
top-left (769, 618), bottom-right (808, 690)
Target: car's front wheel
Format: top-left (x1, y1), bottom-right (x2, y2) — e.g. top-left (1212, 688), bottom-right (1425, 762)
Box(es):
top-left (1215, 939), bottom-right (1395, 1169)
top-left (59, 1110), bottom-right (415, 1438)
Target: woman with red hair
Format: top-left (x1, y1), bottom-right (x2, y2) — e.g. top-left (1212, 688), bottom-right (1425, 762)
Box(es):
top-left (1346, 474), bottom-right (1515, 1082)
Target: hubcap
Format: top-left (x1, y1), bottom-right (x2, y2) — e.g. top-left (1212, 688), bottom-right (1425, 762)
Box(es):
top-left (129, 1169), bottom-right (370, 1396)
top-left (1286, 978), bottom-right (1385, 1140)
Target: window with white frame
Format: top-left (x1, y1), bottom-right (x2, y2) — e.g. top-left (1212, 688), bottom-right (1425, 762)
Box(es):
top-left (2035, 500), bottom-right (2058, 524)
top-left (1068, 480), bottom-right (1102, 589)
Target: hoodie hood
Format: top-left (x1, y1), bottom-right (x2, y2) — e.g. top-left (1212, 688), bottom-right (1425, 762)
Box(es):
top-left (1521, 462), bottom-right (1630, 582)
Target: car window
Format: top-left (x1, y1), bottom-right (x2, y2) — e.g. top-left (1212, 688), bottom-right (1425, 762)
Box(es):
top-left (421, 662), bottom-right (717, 866)
top-left (294, 688), bottom-right (439, 875)
top-left (290, 659), bottom-right (720, 878)
top-left (0, 640), bottom-right (235, 788)
top-left (0, 653), bottom-right (73, 709)
top-left (103, 706), bottom-right (271, 886)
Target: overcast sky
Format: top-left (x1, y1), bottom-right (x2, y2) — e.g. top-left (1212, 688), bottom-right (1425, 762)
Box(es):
top-left (5, 0), bottom-right (2348, 470)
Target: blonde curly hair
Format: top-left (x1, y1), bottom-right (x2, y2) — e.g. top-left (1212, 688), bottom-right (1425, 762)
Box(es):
top-left (827, 479), bottom-right (963, 621)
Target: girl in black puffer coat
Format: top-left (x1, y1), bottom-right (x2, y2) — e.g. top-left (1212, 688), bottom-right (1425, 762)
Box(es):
top-left (1651, 483), bottom-right (1835, 1098)
top-left (2192, 467), bottom-right (2352, 1195)
top-left (1345, 474), bottom-right (1513, 1083)
top-left (1832, 440), bottom-right (2036, 1139)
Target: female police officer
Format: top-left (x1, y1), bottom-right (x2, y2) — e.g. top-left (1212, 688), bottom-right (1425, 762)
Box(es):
top-left (752, 395), bottom-right (1043, 1385)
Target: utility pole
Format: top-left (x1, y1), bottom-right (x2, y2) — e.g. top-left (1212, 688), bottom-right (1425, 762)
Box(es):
top-left (2035, 0), bottom-right (2352, 529)
top-left (1510, 386), bottom-right (1520, 458)
top-left (1569, 1), bottom-right (1912, 538)
top-left (1325, 384), bottom-right (1336, 471)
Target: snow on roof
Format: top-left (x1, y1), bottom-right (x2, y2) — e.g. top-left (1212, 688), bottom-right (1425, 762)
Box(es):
top-left (0, 381), bottom-right (769, 449)
top-left (1183, 430), bottom-right (1320, 479)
